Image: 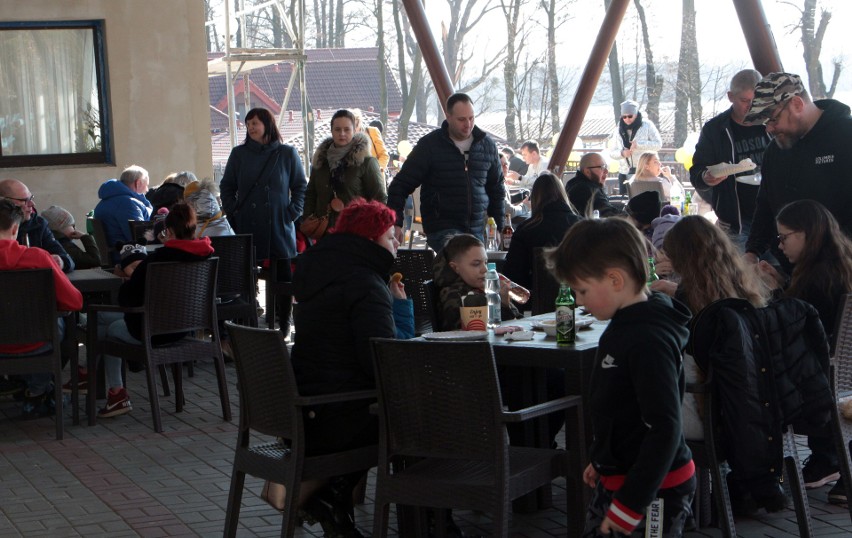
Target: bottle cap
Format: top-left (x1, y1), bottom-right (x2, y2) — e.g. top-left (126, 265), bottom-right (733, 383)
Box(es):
top-left (487, 262), bottom-right (496, 271)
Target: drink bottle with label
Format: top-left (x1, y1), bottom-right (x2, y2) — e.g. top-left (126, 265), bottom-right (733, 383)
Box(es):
top-left (485, 262), bottom-right (501, 328)
top-left (485, 217), bottom-right (499, 251)
top-left (647, 257), bottom-right (660, 284)
top-left (555, 284), bottom-right (576, 344)
top-left (501, 212), bottom-right (514, 250)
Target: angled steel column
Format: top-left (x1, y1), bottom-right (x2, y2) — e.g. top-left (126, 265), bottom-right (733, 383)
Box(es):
top-left (401, 0), bottom-right (455, 117)
top-left (733, 0), bottom-right (783, 75)
top-left (550, 0), bottom-right (630, 176)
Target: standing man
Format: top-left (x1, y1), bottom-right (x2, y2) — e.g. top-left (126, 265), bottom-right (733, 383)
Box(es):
top-left (744, 72), bottom-right (852, 269)
top-left (94, 165), bottom-right (153, 262)
top-left (565, 153), bottom-right (619, 218)
top-left (506, 140), bottom-right (550, 188)
top-left (691, 69), bottom-right (770, 250)
top-left (608, 100), bottom-right (662, 195)
top-left (387, 93), bottom-right (505, 251)
top-left (0, 178), bottom-right (74, 272)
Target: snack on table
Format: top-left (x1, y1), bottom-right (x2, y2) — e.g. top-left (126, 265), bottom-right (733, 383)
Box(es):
top-left (389, 272), bottom-right (403, 284)
top-left (707, 158), bottom-right (757, 179)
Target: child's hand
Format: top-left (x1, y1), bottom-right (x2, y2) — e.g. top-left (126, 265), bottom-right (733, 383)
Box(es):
top-left (583, 463), bottom-right (599, 488)
top-left (649, 279), bottom-right (678, 297)
top-left (600, 515), bottom-right (629, 535)
top-left (388, 280), bottom-right (406, 300)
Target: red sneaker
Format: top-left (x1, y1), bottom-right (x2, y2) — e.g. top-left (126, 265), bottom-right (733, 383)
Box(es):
top-left (98, 387), bottom-right (132, 418)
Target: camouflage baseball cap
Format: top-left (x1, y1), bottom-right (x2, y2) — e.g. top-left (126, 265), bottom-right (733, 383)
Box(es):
top-left (744, 72), bottom-right (805, 125)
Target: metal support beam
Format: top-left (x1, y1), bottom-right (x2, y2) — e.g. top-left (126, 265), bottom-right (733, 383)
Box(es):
top-left (732, 0), bottom-right (783, 75)
top-left (549, 0), bottom-right (630, 176)
top-left (401, 0), bottom-right (455, 118)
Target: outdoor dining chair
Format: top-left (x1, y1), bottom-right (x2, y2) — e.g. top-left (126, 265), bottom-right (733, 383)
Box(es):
top-left (127, 219), bottom-right (155, 244)
top-left (88, 217), bottom-right (116, 267)
top-left (87, 258), bottom-right (231, 432)
top-left (423, 279), bottom-right (441, 332)
top-left (626, 179), bottom-right (666, 200)
top-left (391, 247), bottom-right (436, 335)
top-left (0, 269), bottom-right (66, 440)
top-left (210, 234), bottom-right (258, 327)
top-left (370, 339), bottom-right (581, 537)
top-left (829, 292), bottom-right (852, 523)
top-left (531, 247), bottom-right (560, 316)
top-left (223, 322), bottom-right (377, 538)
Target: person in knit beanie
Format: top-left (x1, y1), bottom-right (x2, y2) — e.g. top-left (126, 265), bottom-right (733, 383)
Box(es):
top-left (41, 205), bottom-right (102, 269)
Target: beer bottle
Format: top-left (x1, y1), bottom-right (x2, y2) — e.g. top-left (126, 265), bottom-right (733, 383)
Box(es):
top-left (555, 284), bottom-right (576, 345)
top-left (501, 212), bottom-right (514, 250)
top-left (647, 257), bottom-right (660, 284)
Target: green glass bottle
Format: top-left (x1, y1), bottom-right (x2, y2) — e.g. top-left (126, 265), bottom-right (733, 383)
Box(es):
top-left (647, 257), bottom-right (660, 284)
top-left (555, 284), bottom-right (576, 345)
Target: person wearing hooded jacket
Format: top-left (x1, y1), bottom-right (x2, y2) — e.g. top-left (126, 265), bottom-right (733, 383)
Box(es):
top-left (744, 73), bottom-right (852, 272)
top-left (183, 179), bottom-right (234, 238)
top-left (94, 165), bottom-right (153, 263)
top-left (608, 100), bottom-right (662, 196)
top-left (303, 109), bottom-right (386, 235)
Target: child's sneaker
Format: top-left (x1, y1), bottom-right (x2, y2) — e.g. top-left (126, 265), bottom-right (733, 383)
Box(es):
top-left (21, 388), bottom-right (56, 420)
top-left (62, 369), bottom-right (88, 395)
top-left (98, 387), bottom-right (132, 418)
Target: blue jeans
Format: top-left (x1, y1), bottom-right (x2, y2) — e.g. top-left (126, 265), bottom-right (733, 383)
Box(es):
top-left (426, 228), bottom-right (469, 252)
top-left (97, 312), bottom-right (141, 389)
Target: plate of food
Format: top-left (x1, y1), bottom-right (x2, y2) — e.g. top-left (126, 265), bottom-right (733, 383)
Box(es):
top-left (707, 158), bottom-right (757, 179)
top-left (531, 316), bottom-right (596, 335)
top-left (422, 330), bottom-right (489, 341)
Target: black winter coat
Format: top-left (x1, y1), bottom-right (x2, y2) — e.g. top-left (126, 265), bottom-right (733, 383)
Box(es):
top-left (689, 297), bottom-right (832, 483)
top-left (387, 122), bottom-right (505, 236)
top-left (565, 172), bottom-right (619, 218)
top-left (290, 233), bottom-right (397, 396)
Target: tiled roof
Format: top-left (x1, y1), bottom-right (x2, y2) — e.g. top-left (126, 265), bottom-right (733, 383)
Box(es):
top-left (208, 47), bottom-right (403, 115)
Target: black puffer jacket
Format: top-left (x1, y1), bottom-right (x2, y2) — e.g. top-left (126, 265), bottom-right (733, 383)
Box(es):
top-left (565, 171), bottom-right (619, 218)
top-left (689, 297), bottom-right (832, 484)
top-left (387, 122), bottom-right (505, 236)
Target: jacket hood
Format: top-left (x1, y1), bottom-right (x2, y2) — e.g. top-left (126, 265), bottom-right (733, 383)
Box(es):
top-left (163, 236), bottom-right (214, 257)
top-left (98, 179), bottom-right (136, 200)
top-left (814, 99), bottom-right (852, 130)
top-left (615, 291), bottom-right (691, 349)
top-left (311, 132), bottom-right (371, 169)
top-left (294, 233), bottom-right (394, 301)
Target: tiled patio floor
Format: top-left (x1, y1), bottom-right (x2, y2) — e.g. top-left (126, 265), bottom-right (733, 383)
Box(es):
top-left (1, 359), bottom-right (851, 537)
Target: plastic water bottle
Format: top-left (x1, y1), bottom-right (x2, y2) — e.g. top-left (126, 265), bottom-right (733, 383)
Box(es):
top-left (485, 217), bottom-right (499, 251)
top-left (484, 262), bottom-right (501, 328)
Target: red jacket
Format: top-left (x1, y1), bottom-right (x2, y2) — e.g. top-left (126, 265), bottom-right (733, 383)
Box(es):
top-left (0, 239), bottom-right (83, 353)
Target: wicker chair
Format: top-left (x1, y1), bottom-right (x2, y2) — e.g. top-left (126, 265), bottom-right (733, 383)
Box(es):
top-left (423, 280), bottom-right (441, 332)
top-left (370, 339), bottom-right (580, 537)
top-left (87, 259), bottom-right (231, 432)
top-left (88, 217), bottom-right (116, 267)
top-left (127, 220), bottom-right (155, 244)
top-left (210, 235), bottom-right (258, 327)
top-left (830, 293), bottom-right (852, 523)
top-left (0, 269), bottom-right (66, 440)
top-left (531, 248), bottom-right (560, 315)
top-left (626, 179), bottom-right (666, 200)
top-left (222, 322), bottom-right (377, 537)
top-left (392, 248), bottom-right (436, 335)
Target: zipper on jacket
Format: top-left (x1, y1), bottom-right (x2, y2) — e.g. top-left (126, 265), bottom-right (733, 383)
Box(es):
top-left (724, 127), bottom-right (743, 235)
top-left (464, 150), bottom-right (472, 232)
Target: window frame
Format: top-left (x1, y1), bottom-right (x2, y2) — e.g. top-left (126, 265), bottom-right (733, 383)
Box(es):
top-left (0, 20), bottom-right (113, 168)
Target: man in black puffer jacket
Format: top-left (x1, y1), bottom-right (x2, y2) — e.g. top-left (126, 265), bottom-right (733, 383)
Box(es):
top-left (387, 93), bottom-right (505, 251)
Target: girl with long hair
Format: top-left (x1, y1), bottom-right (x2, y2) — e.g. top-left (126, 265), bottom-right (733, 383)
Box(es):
top-left (629, 151), bottom-right (684, 202)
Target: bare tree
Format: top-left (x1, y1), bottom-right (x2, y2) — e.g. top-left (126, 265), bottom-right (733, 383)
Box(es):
top-left (394, 0), bottom-right (425, 136)
top-left (540, 0), bottom-right (572, 136)
top-left (440, 0), bottom-right (506, 94)
top-left (633, 0), bottom-right (662, 124)
top-left (673, 0), bottom-right (702, 146)
top-left (375, 0), bottom-right (387, 125)
top-left (604, 0), bottom-right (624, 121)
top-left (781, 0), bottom-right (842, 99)
top-left (499, 0), bottom-right (527, 146)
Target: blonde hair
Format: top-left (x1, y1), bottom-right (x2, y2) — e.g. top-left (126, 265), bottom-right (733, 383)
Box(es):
top-left (634, 151), bottom-right (660, 179)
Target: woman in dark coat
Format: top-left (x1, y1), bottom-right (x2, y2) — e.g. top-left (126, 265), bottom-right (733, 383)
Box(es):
top-left (220, 107), bottom-right (307, 335)
top-left (290, 199), bottom-right (412, 537)
top-left (503, 172), bottom-right (581, 289)
top-left (303, 109), bottom-right (386, 235)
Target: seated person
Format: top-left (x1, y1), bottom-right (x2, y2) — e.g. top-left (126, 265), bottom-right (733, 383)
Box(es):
top-left (623, 190), bottom-right (662, 246)
top-left (627, 151), bottom-right (684, 202)
top-left (42, 205), bottom-right (101, 269)
top-left (146, 170), bottom-right (196, 213)
top-left (183, 179), bottom-right (234, 238)
top-left (0, 179), bottom-right (74, 272)
top-left (565, 152), bottom-right (619, 218)
top-left (650, 205), bottom-right (681, 252)
top-left (290, 199), bottom-right (412, 537)
top-left (503, 172), bottom-right (581, 290)
top-left (0, 199), bottom-right (83, 419)
top-left (94, 165), bottom-right (153, 262)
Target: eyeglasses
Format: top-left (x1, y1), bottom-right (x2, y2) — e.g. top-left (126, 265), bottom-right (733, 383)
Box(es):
top-left (777, 230), bottom-right (800, 244)
top-left (586, 165), bottom-right (608, 171)
top-left (6, 194), bottom-right (34, 204)
top-left (764, 100), bottom-right (791, 126)
top-left (621, 115), bottom-right (634, 120)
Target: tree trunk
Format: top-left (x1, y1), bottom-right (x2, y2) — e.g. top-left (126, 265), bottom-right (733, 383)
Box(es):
top-left (393, 0), bottom-right (409, 104)
top-left (272, 4), bottom-right (283, 48)
top-left (376, 0), bottom-right (388, 126)
top-left (234, 0), bottom-right (242, 48)
top-left (335, 0), bottom-right (345, 47)
top-left (399, 50), bottom-right (423, 140)
top-left (546, 0), bottom-right (560, 135)
top-left (801, 0), bottom-right (841, 99)
top-left (674, 0), bottom-right (701, 146)
top-left (501, 0), bottom-right (523, 146)
top-left (604, 0), bottom-right (623, 122)
top-left (314, 0), bottom-right (324, 47)
top-left (633, 0), bottom-right (659, 124)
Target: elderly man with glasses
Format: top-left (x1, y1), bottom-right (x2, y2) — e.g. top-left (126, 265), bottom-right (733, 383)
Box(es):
top-left (608, 99), bottom-right (662, 195)
top-left (0, 178), bottom-right (74, 272)
top-left (565, 152), bottom-right (619, 218)
top-left (743, 73), bottom-right (852, 271)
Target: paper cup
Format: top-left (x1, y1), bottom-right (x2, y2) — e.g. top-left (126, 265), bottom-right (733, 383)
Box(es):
top-left (460, 305), bottom-right (488, 331)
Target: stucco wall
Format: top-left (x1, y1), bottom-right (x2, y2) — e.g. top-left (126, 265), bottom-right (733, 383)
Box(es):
top-left (0, 0), bottom-right (212, 224)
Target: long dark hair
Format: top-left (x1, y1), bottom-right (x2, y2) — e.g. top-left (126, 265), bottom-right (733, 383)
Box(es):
top-left (527, 172), bottom-right (575, 227)
top-left (243, 107), bottom-right (281, 145)
top-left (777, 200), bottom-right (852, 301)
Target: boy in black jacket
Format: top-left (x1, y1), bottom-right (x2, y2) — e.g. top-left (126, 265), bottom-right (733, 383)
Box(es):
top-left (548, 218), bottom-right (695, 537)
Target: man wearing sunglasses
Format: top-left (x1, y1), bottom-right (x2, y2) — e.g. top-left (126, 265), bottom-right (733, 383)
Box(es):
top-left (607, 100), bottom-right (662, 195)
top-left (565, 152), bottom-right (619, 218)
top-left (743, 73), bottom-right (852, 271)
top-left (0, 179), bottom-right (74, 272)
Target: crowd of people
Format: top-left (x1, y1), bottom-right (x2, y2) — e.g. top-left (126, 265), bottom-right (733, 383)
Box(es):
top-left (2, 68), bottom-right (852, 537)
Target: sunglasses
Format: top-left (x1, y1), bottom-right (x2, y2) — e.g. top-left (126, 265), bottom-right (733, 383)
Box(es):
top-left (621, 115), bottom-right (634, 120)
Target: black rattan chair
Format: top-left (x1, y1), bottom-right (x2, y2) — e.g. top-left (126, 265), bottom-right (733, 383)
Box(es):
top-left (87, 258), bottom-right (231, 432)
top-left (223, 322), bottom-right (377, 537)
top-left (0, 269), bottom-right (66, 440)
top-left (210, 234), bottom-right (258, 327)
top-left (423, 280), bottom-right (441, 332)
top-left (830, 293), bottom-right (852, 523)
top-left (370, 339), bottom-right (580, 537)
top-left (127, 220), bottom-right (155, 244)
top-left (531, 247), bottom-right (560, 316)
top-left (88, 217), bottom-right (116, 267)
top-left (392, 248), bottom-right (436, 335)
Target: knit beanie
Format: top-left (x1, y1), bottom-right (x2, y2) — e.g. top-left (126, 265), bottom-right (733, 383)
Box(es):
top-left (118, 243), bottom-right (147, 270)
top-left (620, 100), bottom-right (639, 116)
top-left (661, 204), bottom-right (680, 217)
top-left (41, 206), bottom-right (75, 232)
top-left (626, 190), bottom-right (662, 226)
top-left (331, 199), bottom-right (396, 241)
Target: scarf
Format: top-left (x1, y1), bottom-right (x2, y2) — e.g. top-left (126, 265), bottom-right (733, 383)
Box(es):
top-left (618, 112), bottom-right (645, 149)
top-left (326, 139), bottom-right (353, 171)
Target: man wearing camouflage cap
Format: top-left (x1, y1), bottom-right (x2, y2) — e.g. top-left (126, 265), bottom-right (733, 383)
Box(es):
top-left (744, 72), bottom-right (852, 269)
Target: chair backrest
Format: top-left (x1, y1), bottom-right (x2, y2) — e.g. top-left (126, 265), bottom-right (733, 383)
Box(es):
top-left (88, 217), bottom-right (114, 266)
top-left (142, 258), bottom-right (219, 338)
top-left (832, 293), bottom-right (852, 393)
top-left (128, 220), bottom-right (155, 244)
top-left (423, 280), bottom-right (442, 332)
top-left (392, 248), bottom-right (436, 335)
top-left (226, 322), bottom-right (301, 439)
top-left (209, 234), bottom-right (255, 300)
top-left (627, 179), bottom-right (665, 200)
top-left (371, 339), bottom-right (506, 461)
top-left (0, 269), bottom-right (57, 347)
top-left (531, 248), bottom-right (559, 316)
